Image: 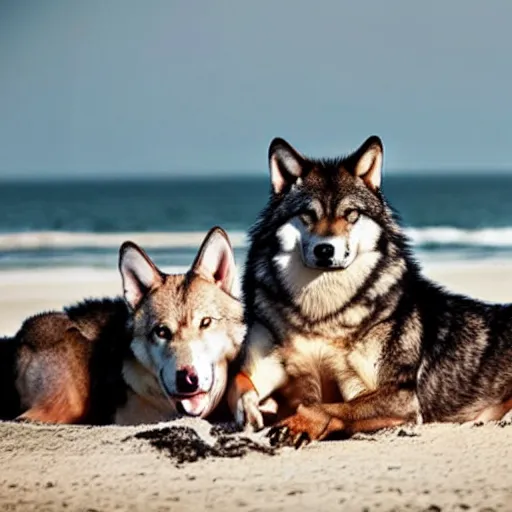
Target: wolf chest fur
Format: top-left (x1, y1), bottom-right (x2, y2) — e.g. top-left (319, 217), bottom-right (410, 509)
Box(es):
top-left (230, 135), bottom-right (512, 440)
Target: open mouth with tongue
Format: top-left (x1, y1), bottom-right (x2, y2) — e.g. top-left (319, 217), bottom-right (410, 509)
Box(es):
top-left (159, 368), bottom-right (213, 418)
top-left (175, 392), bottom-right (210, 417)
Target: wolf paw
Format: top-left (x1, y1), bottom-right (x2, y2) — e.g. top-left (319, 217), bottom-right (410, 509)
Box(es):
top-left (500, 409), bottom-right (512, 423)
top-left (14, 416), bottom-right (46, 425)
top-left (267, 425), bottom-right (311, 449)
top-left (235, 390), bottom-right (264, 432)
top-left (267, 404), bottom-right (345, 448)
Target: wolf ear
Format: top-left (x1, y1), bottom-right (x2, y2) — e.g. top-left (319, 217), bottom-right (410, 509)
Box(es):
top-left (192, 227), bottom-right (236, 294)
top-left (349, 136), bottom-right (383, 192)
top-left (119, 242), bottom-right (164, 310)
top-left (268, 138), bottom-right (307, 194)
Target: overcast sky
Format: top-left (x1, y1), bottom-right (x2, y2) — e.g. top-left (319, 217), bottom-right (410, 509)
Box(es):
top-left (0, 0), bottom-right (511, 179)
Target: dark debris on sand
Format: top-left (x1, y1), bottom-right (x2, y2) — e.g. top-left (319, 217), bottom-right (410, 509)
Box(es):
top-left (209, 422), bottom-right (242, 437)
top-left (132, 426), bottom-right (275, 465)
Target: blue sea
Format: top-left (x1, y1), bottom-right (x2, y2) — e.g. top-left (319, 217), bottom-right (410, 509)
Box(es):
top-left (1, 174), bottom-right (512, 272)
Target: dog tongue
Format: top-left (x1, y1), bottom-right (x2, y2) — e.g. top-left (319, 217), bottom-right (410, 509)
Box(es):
top-left (180, 393), bottom-right (209, 416)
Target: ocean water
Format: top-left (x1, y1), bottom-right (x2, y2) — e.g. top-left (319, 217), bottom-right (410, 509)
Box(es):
top-left (1, 174), bottom-right (512, 272)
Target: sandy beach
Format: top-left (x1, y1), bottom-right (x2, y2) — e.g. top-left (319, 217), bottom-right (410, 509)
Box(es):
top-left (1, 262), bottom-right (511, 511)
top-left (2, 0), bottom-right (511, 509)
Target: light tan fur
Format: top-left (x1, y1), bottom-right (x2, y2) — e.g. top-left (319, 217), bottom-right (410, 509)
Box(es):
top-left (474, 398), bottom-right (512, 422)
top-left (9, 228), bottom-right (245, 425)
top-left (115, 358), bottom-right (173, 424)
top-left (111, 227), bottom-right (245, 423)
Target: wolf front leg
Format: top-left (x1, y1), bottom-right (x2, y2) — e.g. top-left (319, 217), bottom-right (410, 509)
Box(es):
top-left (269, 385), bottom-right (417, 446)
top-left (228, 323), bottom-right (288, 431)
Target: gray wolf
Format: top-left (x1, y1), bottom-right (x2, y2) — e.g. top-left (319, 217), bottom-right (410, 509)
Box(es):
top-left (228, 135), bottom-right (512, 446)
top-left (0, 227), bottom-right (245, 425)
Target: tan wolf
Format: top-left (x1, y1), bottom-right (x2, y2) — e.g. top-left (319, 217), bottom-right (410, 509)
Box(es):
top-left (0, 227), bottom-right (245, 425)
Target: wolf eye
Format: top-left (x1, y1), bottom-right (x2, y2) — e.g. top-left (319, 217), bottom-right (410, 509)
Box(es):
top-left (199, 317), bottom-right (212, 329)
top-left (300, 209), bottom-right (318, 224)
top-left (345, 209), bottom-right (360, 224)
top-left (153, 324), bottom-right (172, 341)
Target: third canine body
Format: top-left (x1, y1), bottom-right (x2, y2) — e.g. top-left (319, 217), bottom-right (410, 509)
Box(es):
top-left (230, 136), bottom-right (512, 442)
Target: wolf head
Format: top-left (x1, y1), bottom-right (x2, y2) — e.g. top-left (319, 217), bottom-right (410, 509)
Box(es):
top-left (265, 136), bottom-right (388, 272)
top-left (119, 227), bottom-right (245, 418)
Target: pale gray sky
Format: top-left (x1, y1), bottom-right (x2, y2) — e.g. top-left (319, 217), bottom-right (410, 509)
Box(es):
top-left (0, 0), bottom-right (511, 179)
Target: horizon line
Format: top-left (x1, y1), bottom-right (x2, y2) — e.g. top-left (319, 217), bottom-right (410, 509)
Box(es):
top-left (1, 167), bottom-right (512, 183)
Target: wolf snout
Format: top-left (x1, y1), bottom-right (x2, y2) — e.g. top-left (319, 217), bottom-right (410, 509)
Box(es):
top-left (176, 367), bottom-right (199, 394)
top-left (314, 243), bottom-right (335, 260)
top-left (314, 243), bottom-right (336, 267)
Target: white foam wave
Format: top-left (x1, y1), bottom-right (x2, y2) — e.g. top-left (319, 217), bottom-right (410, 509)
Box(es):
top-left (405, 227), bottom-right (512, 248)
top-left (1, 227), bottom-right (512, 252)
top-left (0, 231), bottom-right (248, 251)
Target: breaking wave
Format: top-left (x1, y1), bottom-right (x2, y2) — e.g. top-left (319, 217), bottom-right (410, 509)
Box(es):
top-left (1, 227), bottom-right (512, 252)
top-left (405, 227), bottom-right (512, 248)
top-left (0, 231), bottom-right (248, 251)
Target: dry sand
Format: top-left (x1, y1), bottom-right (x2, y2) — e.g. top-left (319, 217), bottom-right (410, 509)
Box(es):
top-left (1, 262), bottom-right (512, 511)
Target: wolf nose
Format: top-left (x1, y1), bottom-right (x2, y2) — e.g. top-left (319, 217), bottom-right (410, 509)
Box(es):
top-left (314, 243), bottom-right (335, 259)
top-left (176, 367), bottom-right (199, 394)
